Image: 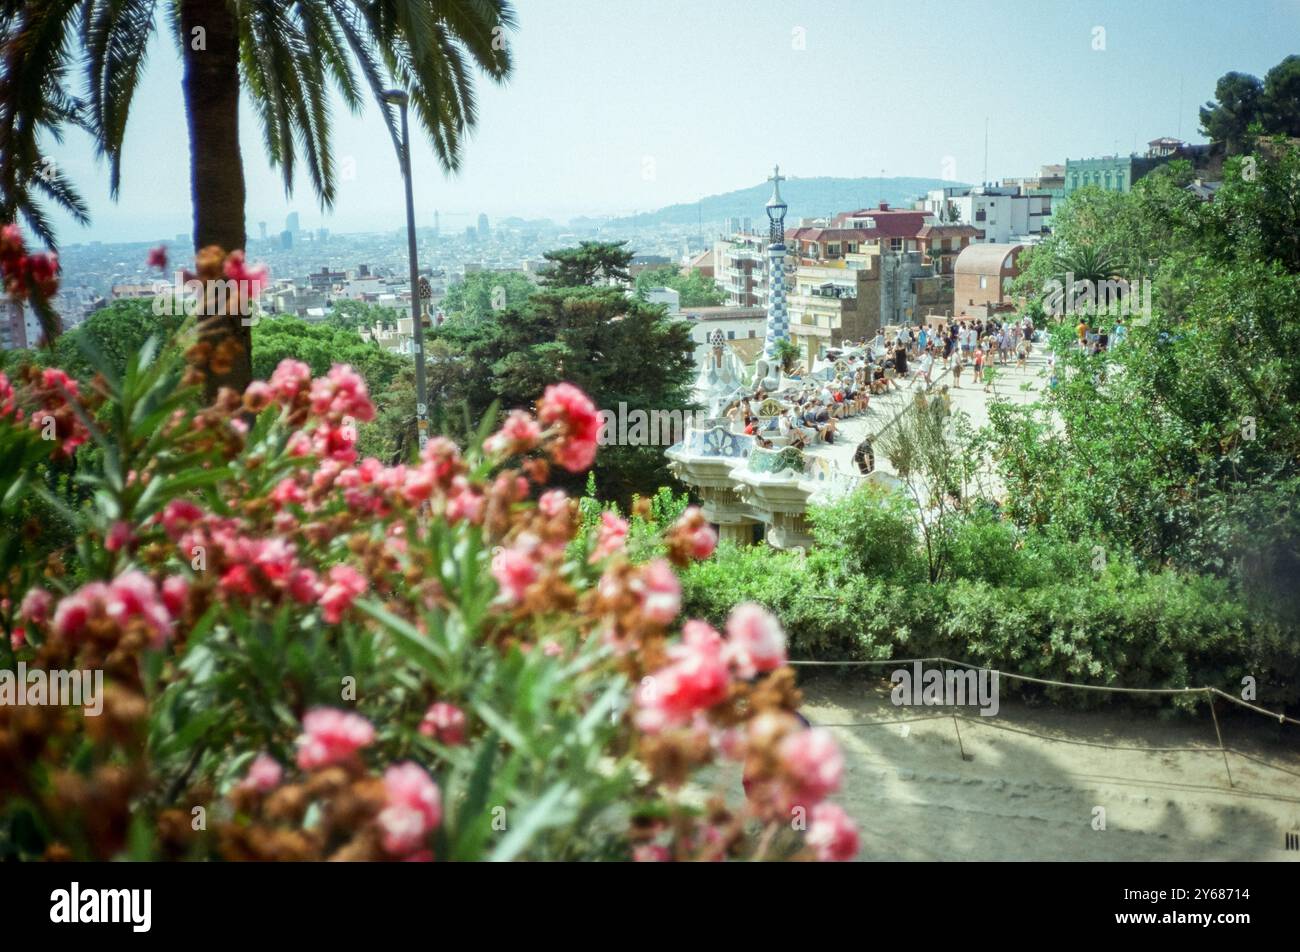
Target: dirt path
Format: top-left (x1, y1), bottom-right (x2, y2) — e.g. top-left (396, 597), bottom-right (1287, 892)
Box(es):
top-left (799, 674), bottom-right (1300, 861)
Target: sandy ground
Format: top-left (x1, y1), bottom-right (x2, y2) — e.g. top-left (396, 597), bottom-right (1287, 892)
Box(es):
top-left (798, 672), bottom-right (1300, 861)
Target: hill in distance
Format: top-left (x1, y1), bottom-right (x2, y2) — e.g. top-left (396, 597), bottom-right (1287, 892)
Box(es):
top-left (603, 175), bottom-right (968, 230)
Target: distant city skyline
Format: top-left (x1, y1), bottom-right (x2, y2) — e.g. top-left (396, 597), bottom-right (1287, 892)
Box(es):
top-left (32, 0), bottom-right (1300, 244)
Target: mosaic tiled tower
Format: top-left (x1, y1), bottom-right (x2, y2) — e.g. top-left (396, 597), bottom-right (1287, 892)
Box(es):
top-left (760, 165), bottom-right (789, 388)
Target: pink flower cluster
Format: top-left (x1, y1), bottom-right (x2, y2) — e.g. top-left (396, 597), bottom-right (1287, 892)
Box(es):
top-left (778, 727), bottom-right (844, 808)
top-left (805, 803), bottom-right (859, 862)
top-left (1, 224), bottom-right (59, 302)
top-left (157, 498), bottom-right (373, 623)
top-left (49, 570), bottom-right (183, 648)
top-left (295, 708), bottom-right (375, 769)
top-left (309, 365), bottom-right (376, 423)
top-left (483, 410), bottom-right (541, 458)
top-left (537, 382), bottom-right (600, 472)
top-left (26, 368), bottom-right (88, 456)
top-left (419, 702), bottom-right (466, 746)
top-left (492, 541), bottom-right (540, 605)
top-left (222, 250), bottom-right (270, 301)
top-left (377, 762), bottom-right (442, 858)
top-left (635, 603), bottom-right (786, 733)
top-left (239, 754), bottom-right (284, 793)
top-left (591, 512), bottom-right (629, 562)
top-left (0, 371), bottom-right (19, 420)
top-left (320, 564), bottom-right (367, 624)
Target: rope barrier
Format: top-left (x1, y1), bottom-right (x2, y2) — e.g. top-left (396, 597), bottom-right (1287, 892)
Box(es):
top-left (787, 655), bottom-right (1300, 725)
top-left (787, 654), bottom-right (1300, 789)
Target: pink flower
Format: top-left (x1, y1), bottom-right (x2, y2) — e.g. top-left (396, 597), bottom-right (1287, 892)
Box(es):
top-left (806, 803), bottom-right (859, 861)
top-left (243, 380), bottom-right (274, 412)
top-left (269, 477), bottom-right (307, 509)
top-left (222, 250), bottom-right (270, 302)
top-left (105, 521), bottom-right (133, 553)
top-left (19, 587), bottom-right (53, 627)
top-left (445, 487), bottom-right (485, 525)
top-left (0, 372), bottom-right (19, 419)
top-left (724, 602), bottom-right (786, 679)
top-left (590, 511), bottom-right (629, 562)
top-left (161, 576), bottom-right (189, 617)
top-left (778, 728), bottom-right (844, 808)
top-left (320, 564), bottom-right (367, 623)
top-left (308, 364), bottom-right (375, 423)
top-left (52, 572), bottom-right (173, 647)
top-left (269, 359), bottom-right (312, 401)
top-left (146, 245), bottom-right (168, 271)
top-left (219, 564), bottom-right (257, 596)
top-left (491, 545), bottom-right (538, 605)
top-left (537, 382), bottom-right (600, 472)
top-left (52, 583), bottom-right (104, 640)
top-left (484, 410), bottom-right (542, 457)
top-left (104, 570), bottom-right (173, 647)
top-left (633, 558), bottom-right (680, 625)
top-left (239, 754), bottom-right (283, 793)
top-left (633, 844), bottom-right (671, 862)
top-left (288, 567), bottom-right (322, 604)
top-left (419, 702), bottom-right (467, 746)
top-left (635, 618), bottom-right (730, 733)
top-left (538, 490), bottom-right (569, 519)
top-left (295, 708), bottom-right (375, 769)
top-left (377, 762), bottom-right (442, 856)
top-left (160, 499), bottom-right (204, 540)
top-left (671, 507), bottom-right (717, 560)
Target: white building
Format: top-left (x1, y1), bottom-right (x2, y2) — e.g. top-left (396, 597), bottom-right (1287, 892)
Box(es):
top-left (643, 286), bottom-right (681, 315)
top-left (923, 185), bottom-right (1050, 244)
top-left (712, 230), bottom-right (770, 309)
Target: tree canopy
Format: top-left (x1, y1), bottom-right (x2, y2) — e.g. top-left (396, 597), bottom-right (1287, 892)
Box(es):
top-left (441, 270), bottom-right (537, 321)
top-left (1200, 55), bottom-right (1300, 151)
top-left (426, 285), bottom-right (696, 502)
top-left (634, 265), bottom-right (725, 307)
top-left (539, 241), bottom-right (633, 288)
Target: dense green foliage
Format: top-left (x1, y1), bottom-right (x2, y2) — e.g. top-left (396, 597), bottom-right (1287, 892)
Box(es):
top-left (427, 285), bottom-right (696, 503)
top-left (634, 265), bottom-right (725, 307)
top-left (1003, 146), bottom-right (1300, 629)
top-left (441, 271), bottom-right (537, 321)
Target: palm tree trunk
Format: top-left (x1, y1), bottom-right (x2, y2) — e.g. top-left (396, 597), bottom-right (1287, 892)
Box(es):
top-left (180, 0), bottom-right (250, 400)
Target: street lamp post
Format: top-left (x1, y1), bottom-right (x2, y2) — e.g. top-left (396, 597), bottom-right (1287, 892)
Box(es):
top-left (383, 89), bottom-right (430, 452)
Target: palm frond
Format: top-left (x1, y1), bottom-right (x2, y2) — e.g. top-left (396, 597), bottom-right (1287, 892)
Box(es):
top-left (0, 0), bottom-right (88, 249)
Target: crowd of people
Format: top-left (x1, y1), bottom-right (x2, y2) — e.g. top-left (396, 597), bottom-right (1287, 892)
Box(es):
top-left (720, 314), bottom-right (1045, 452)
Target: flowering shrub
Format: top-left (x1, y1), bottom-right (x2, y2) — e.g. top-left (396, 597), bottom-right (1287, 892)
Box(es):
top-left (0, 245), bottom-right (857, 861)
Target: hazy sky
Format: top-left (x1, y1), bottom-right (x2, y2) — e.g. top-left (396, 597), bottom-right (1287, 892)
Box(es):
top-left (37, 0), bottom-right (1300, 244)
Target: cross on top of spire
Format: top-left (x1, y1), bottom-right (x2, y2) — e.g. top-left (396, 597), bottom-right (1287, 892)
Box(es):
top-left (766, 164), bottom-right (786, 208)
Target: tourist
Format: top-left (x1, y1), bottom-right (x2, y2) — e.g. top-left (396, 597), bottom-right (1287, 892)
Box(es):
top-left (918, 347), bottom-right (935, 387)
top-left (952, 350), bottom-right (965, 388)
top-left (893, 340), bottom-right (909, 385)
top-left (821, 417), bottom-right (838, 444)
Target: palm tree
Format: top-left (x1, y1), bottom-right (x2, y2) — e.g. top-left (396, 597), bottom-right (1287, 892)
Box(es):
top-left (0, 0), bottom-right (515, 397)
top-left (1053, 243), bottom-right (1125, 325)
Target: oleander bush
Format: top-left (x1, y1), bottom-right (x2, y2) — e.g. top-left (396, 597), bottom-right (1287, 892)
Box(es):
top-left (0, 236), bottom-right (859, 862)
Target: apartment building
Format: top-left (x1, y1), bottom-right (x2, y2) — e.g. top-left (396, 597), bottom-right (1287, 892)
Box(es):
top-left (923, 185), bottom-right (1050, 244)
